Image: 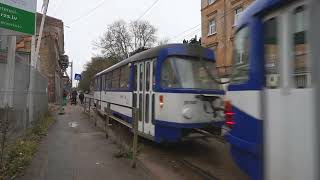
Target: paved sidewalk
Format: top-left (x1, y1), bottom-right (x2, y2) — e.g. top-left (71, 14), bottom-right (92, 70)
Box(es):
top-left (18, 105), bottom-right (150, 180)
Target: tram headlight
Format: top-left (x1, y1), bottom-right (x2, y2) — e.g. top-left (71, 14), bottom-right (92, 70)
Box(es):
top-left (182, 108), bottom-right (193, 119)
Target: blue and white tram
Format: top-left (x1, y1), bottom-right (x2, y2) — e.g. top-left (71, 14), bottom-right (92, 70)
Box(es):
top-left (94, 44), bottom-right (225, 143)
top-left (224, 0), bottom-right (317, 180)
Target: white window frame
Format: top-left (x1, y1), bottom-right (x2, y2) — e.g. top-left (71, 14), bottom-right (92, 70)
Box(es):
top-left (234, 7), bottom-right (243, 26)
top-left (208, 0), bottom-right (216, 6)
top-left (208, 19), bottom-right (216, 36)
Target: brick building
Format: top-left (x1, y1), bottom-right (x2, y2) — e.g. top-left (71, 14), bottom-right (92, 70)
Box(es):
top-left (16, 14), bottom-right (67, 102)
top-left (201, 0), bottom-right (253, 77)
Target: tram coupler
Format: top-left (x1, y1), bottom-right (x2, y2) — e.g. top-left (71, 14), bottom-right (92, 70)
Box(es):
top-left (195, 94), bottom-right (224, 119)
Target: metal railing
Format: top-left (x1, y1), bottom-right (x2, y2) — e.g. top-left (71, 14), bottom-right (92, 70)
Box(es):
top-left (82, 96), bottom-right (139, 168)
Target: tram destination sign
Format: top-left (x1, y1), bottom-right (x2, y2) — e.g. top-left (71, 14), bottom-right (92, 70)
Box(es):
top-left (0, 0), bottom-right (37, 35)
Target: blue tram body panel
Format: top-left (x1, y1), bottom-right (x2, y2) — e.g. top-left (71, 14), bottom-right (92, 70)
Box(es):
top-left (225, 106), bottom-right (263, 180)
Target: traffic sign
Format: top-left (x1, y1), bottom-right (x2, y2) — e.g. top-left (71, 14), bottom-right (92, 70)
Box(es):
top-left (74, 74), bottom-right (82, 81)
top-left (0, 0), bottom-right (37, 35)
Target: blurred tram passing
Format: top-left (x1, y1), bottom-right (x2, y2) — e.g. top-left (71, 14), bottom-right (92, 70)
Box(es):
top-left (93, 44), bottom-right (225, 143)
top-left (223, 0), bottom-right (319, 179)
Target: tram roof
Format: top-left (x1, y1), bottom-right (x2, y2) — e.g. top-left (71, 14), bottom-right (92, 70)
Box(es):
top-left (95, 43), bottom-right (215, 77)
top-left (236, 0), bottom-right (295, 28)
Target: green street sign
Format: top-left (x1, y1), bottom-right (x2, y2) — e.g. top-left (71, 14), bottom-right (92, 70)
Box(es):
top-left (0, 0), bottom-right (36, 35)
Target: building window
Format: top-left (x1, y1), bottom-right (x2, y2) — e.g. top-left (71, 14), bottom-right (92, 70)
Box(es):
top-left (293, 5), bottom-right (309, 88)
top-left (234, 7), bottom-right (243, 26)
top-left (264, 17), bottom-right (280, 89)
top-left (208, 0), bottom-right (216, 5)
top-left (208, 19), bottom-right (216, 36)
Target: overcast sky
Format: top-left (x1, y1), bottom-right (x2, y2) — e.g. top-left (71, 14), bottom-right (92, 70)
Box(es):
top-left (36, 0), bottom-right (201, 85)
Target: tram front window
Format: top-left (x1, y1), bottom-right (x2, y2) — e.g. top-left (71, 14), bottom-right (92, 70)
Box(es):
top-left (230, 27), bottom-right (250, 84)
top-left (161, 56), bottom-right (219, 89)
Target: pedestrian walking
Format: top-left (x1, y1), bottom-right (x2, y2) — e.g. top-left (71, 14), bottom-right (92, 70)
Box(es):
top-left (63, 90), bottom-right (68, 106)
top-left (79, 92), bottom-right (84, 104)
top-left (71, 90), bottom-right (78, 105)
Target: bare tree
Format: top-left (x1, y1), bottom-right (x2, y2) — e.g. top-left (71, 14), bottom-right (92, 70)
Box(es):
top-left (130, 20), bottom-right (157, 50)
top-left (97, 20), bottom-right (132, 60)
top-left (96, 20), bottom-right (157, 61)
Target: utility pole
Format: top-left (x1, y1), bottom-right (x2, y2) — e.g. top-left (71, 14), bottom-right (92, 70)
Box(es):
top-left (35, 0), bottom-right (49, 70)
top-left (3, 36), bottom-right (16, 108)
top-left (28, 35), bottom-right (37, 123)
top-left (70, 61), bottom-right (73, 88)
top-left (29, 0), bottom-right (50, 122)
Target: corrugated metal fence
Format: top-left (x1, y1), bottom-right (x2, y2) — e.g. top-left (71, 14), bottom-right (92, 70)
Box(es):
top-left (0, 51), bottom-right (48, 165)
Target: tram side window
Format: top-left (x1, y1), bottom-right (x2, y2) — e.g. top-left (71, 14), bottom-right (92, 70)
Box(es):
top-left (230, 27), bottom-right (250, 84)
top-left (112, 68), bottom-right (120, 89)
top-left (139, 64), bottom-right (143, 91)
top-left (105, 72), bottom-right (112, 90)
top-left (161, 58), bottom-right (178, 88)
top-left (293, 5), bottom-right (309, 88)
top-left (99, 76), bottom-right (103, 91)
top-left (120, 65), bottom-right (130, 89)
top-left (101, 74), bottom-right (106, 91)
top-left (153, 60), bottom-right (156, 90)
top-left (95, 78), bottom-right (98, 91)
top-left (134, 65), bottom-right (137, 91)
top-left (264, 17), bottom-right (280, 89)
top-left (96, 76), bottom-right (102, 91)
top-left (146, 62), bottom-right (150, 91)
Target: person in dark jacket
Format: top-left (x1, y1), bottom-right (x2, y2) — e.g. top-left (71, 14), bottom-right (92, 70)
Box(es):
top-left (71, 90), bottom-right (78, 105)
top-left (79, 92), bottom-right (84, 104)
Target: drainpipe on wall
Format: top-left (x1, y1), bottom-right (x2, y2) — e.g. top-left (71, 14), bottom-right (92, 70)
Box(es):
top-left (223, 0), bottom-right (227, 76)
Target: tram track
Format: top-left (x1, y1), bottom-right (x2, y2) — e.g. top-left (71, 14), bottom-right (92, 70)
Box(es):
top-left (178, 159), bottom-right (219, 180)
top-left (85, 108), bottom-right (249, 180)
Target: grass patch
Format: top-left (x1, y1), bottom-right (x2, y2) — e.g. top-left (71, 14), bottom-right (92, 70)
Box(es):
top-left (0, 114), bottom-right (55, 180)
top-left (113, 148), bottom-right (133, 159)
top-left (113, 144), bottom-right (144, 160)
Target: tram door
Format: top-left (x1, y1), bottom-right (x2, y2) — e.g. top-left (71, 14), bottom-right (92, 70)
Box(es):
top-left (263, 3), bottom-right (316, 180)
top-left (134, 60), bottom-right (155, 137)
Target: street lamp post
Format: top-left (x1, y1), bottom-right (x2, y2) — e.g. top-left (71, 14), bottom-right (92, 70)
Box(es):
top-left (70, 61), bottom-right (73, 88)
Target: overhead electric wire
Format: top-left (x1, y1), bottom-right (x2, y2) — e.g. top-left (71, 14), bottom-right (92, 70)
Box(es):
top-left (173, 28), bottom-right (201, 43)
top-left (67, 0), bottom-right (107, 26)
top-left (183, 28), bottom-right (201, 39)
top-left (170, 7), bottom-right (242, 43)
top-left (137, 0), bottom-right (160, 20)
top-left (170, 24), bottom-right (201, 41)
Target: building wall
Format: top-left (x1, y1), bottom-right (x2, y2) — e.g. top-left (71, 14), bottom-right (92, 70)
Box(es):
top-left (38, 36), bottom-right (57, 102)
top-left (16, 14), bottom-right (65, 103)
top-left (201, 0), bottom-right (254, 77)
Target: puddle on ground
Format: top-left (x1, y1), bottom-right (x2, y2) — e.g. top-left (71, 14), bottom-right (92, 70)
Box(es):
top-left (68, 122), bottom-right (79, 128)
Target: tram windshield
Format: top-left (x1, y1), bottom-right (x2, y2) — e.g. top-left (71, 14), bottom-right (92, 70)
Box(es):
top-left (161, 56), bottom-right (220, 90)
top-left (230, 27), bottom-right (250, 84)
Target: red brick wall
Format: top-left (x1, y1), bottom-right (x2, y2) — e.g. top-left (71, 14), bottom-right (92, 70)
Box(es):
top-left (201, 0), bottom-right (254, 77)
